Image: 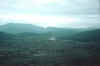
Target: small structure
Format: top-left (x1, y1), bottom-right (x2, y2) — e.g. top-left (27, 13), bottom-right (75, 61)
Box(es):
top-left (49, 36), bottom-right (56, 40)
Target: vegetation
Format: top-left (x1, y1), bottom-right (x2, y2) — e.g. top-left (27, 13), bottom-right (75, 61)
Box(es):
top-left (0, 23), bottom-right (100, 65)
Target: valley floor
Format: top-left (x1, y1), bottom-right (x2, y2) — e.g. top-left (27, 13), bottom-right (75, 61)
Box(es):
top-left (0, 40), bottom-right (100, 66)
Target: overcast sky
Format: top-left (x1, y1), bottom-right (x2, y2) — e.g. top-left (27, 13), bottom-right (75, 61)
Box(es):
top-left (0, 0), bottom-right (100, 28)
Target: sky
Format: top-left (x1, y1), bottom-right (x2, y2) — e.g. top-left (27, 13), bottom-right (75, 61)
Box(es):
top-left (0, 0), bottom-right (100, 28)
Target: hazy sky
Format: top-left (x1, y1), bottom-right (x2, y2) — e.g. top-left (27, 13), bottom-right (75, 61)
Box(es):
top-left (0, 0), bottom-right (99, 28)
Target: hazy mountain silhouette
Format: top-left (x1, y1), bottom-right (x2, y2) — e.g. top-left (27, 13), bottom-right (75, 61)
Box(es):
top-left (0, 23), bottom-right (85, 39)
top-left (69, 29), bottom-right (100, 42)
top-left (0, 23), bottom-right (44, 34)
top-left (45, 27), bottom-right (84, 39)
top-left (0, 23), bottom-right (100, 41)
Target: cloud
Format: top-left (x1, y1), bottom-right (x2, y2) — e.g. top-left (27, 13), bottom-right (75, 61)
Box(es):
top-left (0, 0), bottom-right (99, 14)
top-left (0, 13), bottom-right (99, 28)
top-left (0, 0), bottom-right (99, 28)
top-left (0, 14), bottom-right (80, 26)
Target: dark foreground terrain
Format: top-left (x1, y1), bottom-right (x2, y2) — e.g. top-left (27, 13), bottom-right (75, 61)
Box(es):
top-left (0, 39), bottom-right (100, 66)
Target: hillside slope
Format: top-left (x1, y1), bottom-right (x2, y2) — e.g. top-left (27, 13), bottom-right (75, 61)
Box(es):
top-left (70, 29), bottom-right (100, 42)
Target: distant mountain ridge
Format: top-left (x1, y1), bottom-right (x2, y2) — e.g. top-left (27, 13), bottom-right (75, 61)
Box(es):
top-left (0, 23), bottom-right (44, 34)
top-left (0, 23), bottom-right (85, 34)
top-left (0, 23), bottom-right (86, 40)
top-left (1, 23), bottom-right (100, 42)
top-left (68, 29), bottom-right (100, 42)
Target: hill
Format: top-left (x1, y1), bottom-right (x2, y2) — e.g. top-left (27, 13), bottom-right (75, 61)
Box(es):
top-left (0, 23), bottom-right (44, 34)
top-left (69, 29), bottom-right (100, 42)
top-left (0, 32), bottom-right (14, 40)
top-left (0, 23), bottom-right (86, 40)
top-left (44, 27), bottom-right (85, 39)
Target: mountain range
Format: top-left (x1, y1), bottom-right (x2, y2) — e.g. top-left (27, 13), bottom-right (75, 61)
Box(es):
top-left (0, 23), bottom-right (44, 34)
top-left (0, 23), bottom-right (100, 41)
